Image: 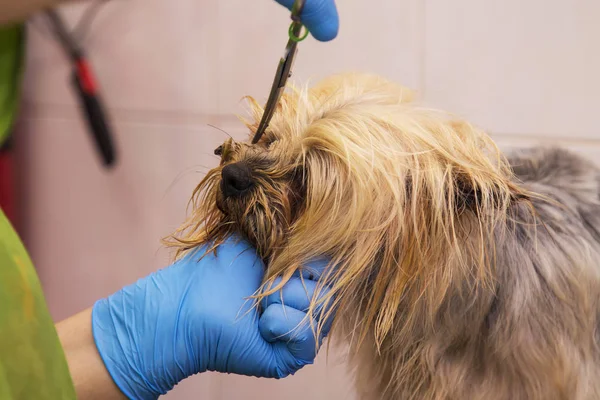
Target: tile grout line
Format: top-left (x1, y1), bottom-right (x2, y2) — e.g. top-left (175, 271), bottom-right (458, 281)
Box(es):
top-left (490, 133), bottom-right (600, 147)
top-left (18, 110), bottom-right (600, 147)
top-left (417, 0), bottom-right (428, 96)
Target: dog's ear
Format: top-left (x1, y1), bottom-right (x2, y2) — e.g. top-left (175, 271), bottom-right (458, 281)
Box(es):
top-left (440, 119), bottom-right (528, 213)
top-left (454, 174), bottom-right (487, 212)
top-left (453, 171), bottom-right (528, 215)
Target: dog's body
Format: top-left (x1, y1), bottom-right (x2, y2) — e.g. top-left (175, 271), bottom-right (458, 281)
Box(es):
top-left (167, 73), bottom-right (600, 400)
top-left (345, 146), bottom-right (600, 400)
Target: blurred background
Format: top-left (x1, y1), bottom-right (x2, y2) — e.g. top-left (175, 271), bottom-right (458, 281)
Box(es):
top-left (2, 0), bottom-right (599, 398)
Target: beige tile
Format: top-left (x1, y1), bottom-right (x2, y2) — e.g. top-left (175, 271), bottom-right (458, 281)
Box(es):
top-left (215, 0), bottom-right (423, 115)
top-left (23, 0), bottom-right (220, 114)
top-left (491, 133), bottom-right (600, 165)
top-left (14, 114), bottom-right (226, 320)
top-left (423, 0), bottom-right (600, 139)
top-left (23, 0), bottom-right (423, 120)
top-left (161, 372), bottom-right (215, 400)
top-left (215, 344), bottom-right (356, 400)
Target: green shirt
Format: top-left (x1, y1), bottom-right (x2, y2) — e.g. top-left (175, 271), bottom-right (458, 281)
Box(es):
top-left (0, 25), bottom-right (24, 147)
top-left (0, 25), bottom-right (77, 399)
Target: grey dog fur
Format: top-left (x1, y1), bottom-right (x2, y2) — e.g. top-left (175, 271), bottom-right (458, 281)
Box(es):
top-left (349, 146), bottom-right (600, 400)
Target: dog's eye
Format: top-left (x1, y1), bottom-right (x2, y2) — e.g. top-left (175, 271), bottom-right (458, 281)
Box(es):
top-left (214, 145), bottom-right (223, 156)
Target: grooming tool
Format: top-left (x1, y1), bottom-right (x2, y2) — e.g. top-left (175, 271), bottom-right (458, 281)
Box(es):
top-left (251, 0), bottom-right (308, 144)
top-left (45, 8), bottom-right (117, 167)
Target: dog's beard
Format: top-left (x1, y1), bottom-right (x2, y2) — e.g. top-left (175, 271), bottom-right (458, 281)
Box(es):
top-left (194, 166), bottom-right (301, 261)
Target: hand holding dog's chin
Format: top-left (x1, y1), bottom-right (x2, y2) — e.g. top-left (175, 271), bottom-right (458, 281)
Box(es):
top-left (89, 237), bottom-right (334, 399)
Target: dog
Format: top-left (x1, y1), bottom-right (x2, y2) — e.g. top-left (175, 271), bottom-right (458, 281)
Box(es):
top-left (165, 73), bottom-right (600, 400)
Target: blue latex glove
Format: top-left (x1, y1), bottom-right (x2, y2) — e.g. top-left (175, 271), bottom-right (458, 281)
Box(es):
top-left (92, 236), bottom-right (334, 399)
top-left (274, 0), bottom-right (339, 41)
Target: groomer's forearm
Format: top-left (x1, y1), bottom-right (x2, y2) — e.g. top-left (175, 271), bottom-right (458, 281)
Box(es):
top-left (56, 308), bottom-right (127, 400)
top-left (0, 0), bottom-right (77, 26)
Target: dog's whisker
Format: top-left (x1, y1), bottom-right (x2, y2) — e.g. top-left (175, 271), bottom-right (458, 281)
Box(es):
top-left (207, 123), bottom-right (234, 139)
top-left (161, 165), bottom-right (215, 201)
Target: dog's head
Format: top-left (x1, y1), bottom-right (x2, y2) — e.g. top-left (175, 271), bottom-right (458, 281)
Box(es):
top-left (166, 73), bottom-right (531, 347)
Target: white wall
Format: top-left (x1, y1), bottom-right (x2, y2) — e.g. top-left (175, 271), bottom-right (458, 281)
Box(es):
top-left (14, 0), bottom-right (600, 398)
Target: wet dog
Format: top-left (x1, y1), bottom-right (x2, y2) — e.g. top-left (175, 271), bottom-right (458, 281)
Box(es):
top-left (166, 73), bottom-right (600, 400)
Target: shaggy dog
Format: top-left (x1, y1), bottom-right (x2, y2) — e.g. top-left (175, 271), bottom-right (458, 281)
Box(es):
top-left (165, 73), bottom-right (600, 400)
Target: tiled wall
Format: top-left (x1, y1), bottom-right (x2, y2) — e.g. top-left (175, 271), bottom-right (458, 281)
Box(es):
top-left (14, 0), bottom-right (600, 398)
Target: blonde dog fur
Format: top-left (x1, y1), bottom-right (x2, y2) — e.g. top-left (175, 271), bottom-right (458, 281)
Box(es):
top-left (165, 73), bottom-right (600, 400)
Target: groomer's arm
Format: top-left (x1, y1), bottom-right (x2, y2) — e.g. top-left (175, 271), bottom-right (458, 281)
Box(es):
top-left (56, 308), bottom-right (127, 400)
top-left (54, 239), bottom-right (336, 400)
top-left (0, 0), bottom-right (76, 25)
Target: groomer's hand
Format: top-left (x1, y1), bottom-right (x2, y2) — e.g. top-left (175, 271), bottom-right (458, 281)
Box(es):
top-left (91, 236), bottom-right (334, 400)
top-left (274, 0), bottom-right (339, 41)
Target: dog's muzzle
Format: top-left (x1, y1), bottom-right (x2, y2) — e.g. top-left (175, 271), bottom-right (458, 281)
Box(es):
top-left (220, 162), bottom-right (253, 198)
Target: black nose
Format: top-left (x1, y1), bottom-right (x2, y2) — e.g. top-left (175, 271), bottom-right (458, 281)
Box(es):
top-left (221, 162), bottom-right (253, 198)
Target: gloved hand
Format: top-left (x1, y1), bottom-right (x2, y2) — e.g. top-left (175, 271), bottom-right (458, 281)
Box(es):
top-left (274, 0), bottom-right (339, 41)
top-left (91, 236), bottom-right (334, 400)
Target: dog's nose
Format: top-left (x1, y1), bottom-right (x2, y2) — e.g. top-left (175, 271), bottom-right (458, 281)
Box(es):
top-left (221, 162), bottom-right (253, 198)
